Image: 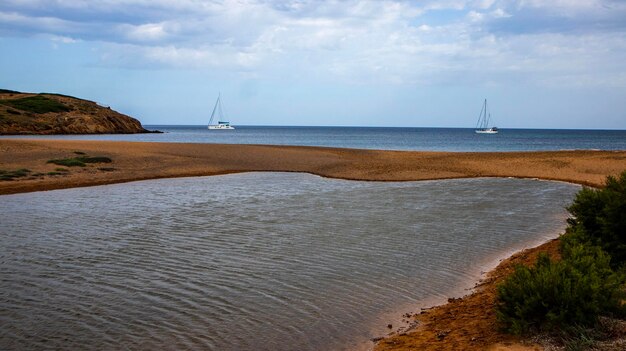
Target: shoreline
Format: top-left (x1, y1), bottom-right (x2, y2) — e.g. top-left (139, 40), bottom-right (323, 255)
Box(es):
top-left (373, 239), bottom-right (565, 351)
top-left (366, 221), bottom-right (570, 351)
top-left (1, 139), bottom-right (625, 196)
top-left (2, 139), bottom-right (626, 350)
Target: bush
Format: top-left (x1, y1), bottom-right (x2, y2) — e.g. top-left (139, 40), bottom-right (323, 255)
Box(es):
top-left (0, 168), bottom-right (31, 181)
top-left (567, 171), bottom-right (626, 267)
top-left (80, 156), bottom-right (112, 164)
top-left (0, 95), bottom-right (71, 114)
top-left (47, 156), bottom-right (112, 167)
top-left (496, 246), bottom-right (622, 335)
top-left (0, 89), bottom-right (21, 94)
top-left (48, 158), bottom-right (86, 167)
top-left (497, 170), bottom-right (626, 335)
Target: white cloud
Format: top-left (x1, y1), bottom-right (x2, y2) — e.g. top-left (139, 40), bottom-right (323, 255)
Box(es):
top-left (121, 22), bottom-right (169, 42)
top-left (1, 0), bottom-right (625, 88)
top-left (50, 34), bottom-right (78, 43)
top-left (0, 10), bottom-right (77, 33)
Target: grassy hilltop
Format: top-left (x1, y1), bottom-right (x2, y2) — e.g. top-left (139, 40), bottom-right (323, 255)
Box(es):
top-left (0, 89), bottom-right (152, 135)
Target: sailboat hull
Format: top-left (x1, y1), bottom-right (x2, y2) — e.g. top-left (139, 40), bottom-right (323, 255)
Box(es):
top-left (475, 128), bottom-right (498, 134)
top-left (208, 125), bottom-right (235, 130)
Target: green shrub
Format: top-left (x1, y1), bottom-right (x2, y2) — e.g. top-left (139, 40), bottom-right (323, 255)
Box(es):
top-left (47, 156), bottom-right (112, 167)
top-left (496, 171), bottom-right (626, 336)
top-left (48, 158), bottom-right (86, 167)
top-left (496, 244), bottom-right (622, 335)
top-left (0, 95), bottom-right (71, 114)
top-left (567, 171), bottom-right (626, 267)
top-left (80, 156), bottom-right (112, 164)
top-left (0, 168), bottom-right (31, 181)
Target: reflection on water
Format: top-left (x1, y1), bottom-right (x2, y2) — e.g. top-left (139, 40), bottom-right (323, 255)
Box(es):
top-left (0, 173), bottom-right (579, 350)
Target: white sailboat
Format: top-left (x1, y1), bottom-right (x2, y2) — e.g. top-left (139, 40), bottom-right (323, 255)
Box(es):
top-left (475, 99), bottom-right (498, 134)
top-left (208, 93), bottom-right (234, 130)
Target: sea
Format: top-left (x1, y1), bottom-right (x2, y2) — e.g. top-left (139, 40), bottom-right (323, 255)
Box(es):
top-left (2, 125), bottom-right (625, 151)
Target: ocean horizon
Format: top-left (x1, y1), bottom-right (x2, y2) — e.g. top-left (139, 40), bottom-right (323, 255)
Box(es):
top-left (3, 125), bottom-right (625, 152)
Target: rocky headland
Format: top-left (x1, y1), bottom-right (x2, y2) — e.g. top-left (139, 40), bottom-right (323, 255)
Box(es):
top-left (0, 89), bottom-right (155, 135)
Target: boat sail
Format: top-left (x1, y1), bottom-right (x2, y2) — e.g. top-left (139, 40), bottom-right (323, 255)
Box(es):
top-left (475, 99), bottom-right (498, 134)
top-left (208, 93), bottom-right (234, 130)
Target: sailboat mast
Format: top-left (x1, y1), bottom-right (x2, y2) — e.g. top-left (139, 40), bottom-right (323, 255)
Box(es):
top-left (484, 99), bottom-right (488, 128)
top-left (209, 93), bottom-right (220, 125)
top-left (476, 99), bottom-right (486, 129)
top-left (217, 95), bottom-right (225, 123)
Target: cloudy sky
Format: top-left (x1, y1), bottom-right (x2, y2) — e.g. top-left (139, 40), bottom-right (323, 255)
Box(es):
top-left (1, 0), bottom-right (625, 128)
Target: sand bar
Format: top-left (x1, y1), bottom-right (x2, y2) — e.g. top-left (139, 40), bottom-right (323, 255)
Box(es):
top-left (1, 139), bottom-right (625, 195)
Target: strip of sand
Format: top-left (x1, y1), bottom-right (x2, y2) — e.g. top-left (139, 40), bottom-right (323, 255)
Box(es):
top-left (1, 139), bottom-right (625, 195)
top-left (1, 139), bottom-right (625, 350)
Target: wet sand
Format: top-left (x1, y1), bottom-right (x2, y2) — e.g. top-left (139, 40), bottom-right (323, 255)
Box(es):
top-left (1, 139), bottom-right (625, 195)
top-left (1, 139), bottom-right (625, 350)
top-left (373, 238), bottom-right (561, 351)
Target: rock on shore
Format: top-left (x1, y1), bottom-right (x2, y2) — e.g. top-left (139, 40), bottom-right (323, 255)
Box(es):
top-left (0, 89), bottom-right (153, 135)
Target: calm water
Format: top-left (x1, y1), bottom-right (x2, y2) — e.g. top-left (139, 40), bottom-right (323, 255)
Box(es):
top-left (0, 173), bottom-right (580, 351)
top-left (2, 125), bottom-right (626, 151)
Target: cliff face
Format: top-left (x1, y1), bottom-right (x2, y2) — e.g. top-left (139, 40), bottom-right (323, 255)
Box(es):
top-left (0, 90), bottom-right (152, 135)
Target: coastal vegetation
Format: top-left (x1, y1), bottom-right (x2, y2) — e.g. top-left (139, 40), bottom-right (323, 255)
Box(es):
top-left (46, 171), bottom-right (65, 176)
top-left (1, 154), bottom-right (114, 181)
top-left (0, 94), bottom-right (72, 114)
top-left (496, 170), bottom-right (626, 346)
top-left (567, 173), bottom-right (626, 267)
top-left (0, 168), bottom-right (31, 181)
top-left (47, 156), bottom-right (112, 167)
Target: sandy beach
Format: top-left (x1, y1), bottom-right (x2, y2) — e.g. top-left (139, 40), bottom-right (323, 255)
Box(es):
top-left (1, 139), bottom-right (625, 195)
top-left (1, 139), bottom-right (626, 350)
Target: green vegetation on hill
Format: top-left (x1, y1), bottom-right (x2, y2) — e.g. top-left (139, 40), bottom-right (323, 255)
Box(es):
top-left (1, 89), bottom-right (154, 135)
top-left (496, 170), bottom-right (626, 346)
top-left (0, 89), bottom-right (22, 94)
top-left (0, 95), bottom-right (72, 114)
top-left (43, 92), bottom-right (80, 99)
top-left (0, 93), bottom-right (87, 134)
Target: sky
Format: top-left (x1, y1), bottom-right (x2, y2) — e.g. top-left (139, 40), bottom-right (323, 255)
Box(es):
top-left (1, 0), bottom-right (625, 129)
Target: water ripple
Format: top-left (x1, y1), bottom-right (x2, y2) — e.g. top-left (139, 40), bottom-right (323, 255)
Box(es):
top-left (0, 173), bottom-right (579, 350)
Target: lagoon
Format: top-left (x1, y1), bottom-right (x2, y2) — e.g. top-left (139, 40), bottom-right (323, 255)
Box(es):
top-left (0, 173), bottom-right (580, 350)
